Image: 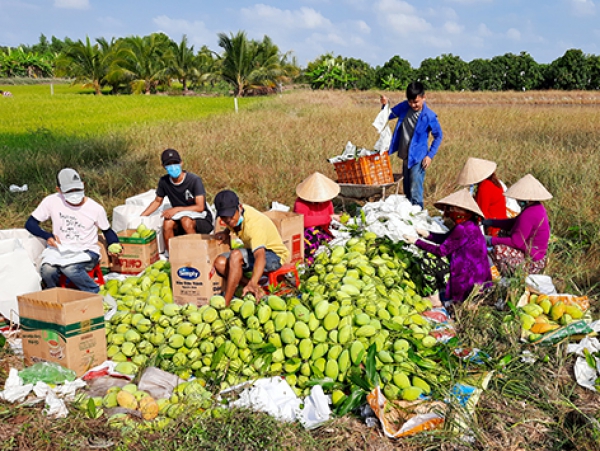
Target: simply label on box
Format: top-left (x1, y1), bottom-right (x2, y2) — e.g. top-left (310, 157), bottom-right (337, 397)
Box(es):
top-left (18, 288), bottom-right (107, 377)
top-left (169, 234), bottom-right (228, 307)
top-left (263, 210), bottom-right (304, 264)
top-left (99, 230), bottom-right (159, 274)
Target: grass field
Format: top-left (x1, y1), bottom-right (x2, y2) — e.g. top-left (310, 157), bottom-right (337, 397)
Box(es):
top-left (1, 86), bottom-right (600, 451)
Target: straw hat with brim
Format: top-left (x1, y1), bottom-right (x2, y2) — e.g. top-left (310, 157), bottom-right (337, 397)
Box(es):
top-left (504, 174), bottom-right (553, 201)
top-left (296, 172), bottom-right (340, 202)
top-left (434, 188), bottom-right (485, 217)
top-left (456, 157), bottom-right (497, 185)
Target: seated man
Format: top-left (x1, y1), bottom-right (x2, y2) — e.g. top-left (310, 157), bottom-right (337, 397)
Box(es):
top-left (213, 190), bottom-right (289, 304)
top-left (25, 168), bottom-right (121, 293)
top-left (141, 148), bottom-right (213, 254)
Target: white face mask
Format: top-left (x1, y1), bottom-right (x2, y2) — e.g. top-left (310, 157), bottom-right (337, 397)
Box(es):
top-left (63, 191), bottom-right (85, 205)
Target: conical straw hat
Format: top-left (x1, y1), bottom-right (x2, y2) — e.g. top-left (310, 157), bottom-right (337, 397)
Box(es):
top-left (434, 188), bottom-right (485, 217)
top-left (296, 172), bottom-right (340, 202)
top-left (504, 174), bottom-right (552, 201)
top-left (456, 157), bottom-right (497, 185)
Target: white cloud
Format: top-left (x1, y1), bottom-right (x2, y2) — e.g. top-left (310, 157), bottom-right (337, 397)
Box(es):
top-left (351, 20), bottom-right (371, 34)
top-left (569, 0), bottom-right (596, 16)
top-left (375, 0), bottom-right (432, 35)
top-left (443, 21), bottom-right (464, 34)
top-left (54, 0), bottom-right (89, 10)
top-left (424, 35), bottom-right (452, 48)
top-left (477, 23), bottom-right (493, 37)
top-left (240, 4), bottom-right (332, 30)
top-left (152, 15), bottom-right (214, 48)
top-left (506, 28), bottom-right (521, 40)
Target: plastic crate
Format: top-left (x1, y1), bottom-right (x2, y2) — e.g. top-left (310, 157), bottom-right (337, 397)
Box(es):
top-left (333, 152), bottom-right (394, 185)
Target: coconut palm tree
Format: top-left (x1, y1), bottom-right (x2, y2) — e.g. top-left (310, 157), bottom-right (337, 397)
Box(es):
top-left (55, 37), bottom-right (109, 95)
top-left (165, 35), bottom-right (199, 93)
top-left (110, 34), bottom-right (170, 94)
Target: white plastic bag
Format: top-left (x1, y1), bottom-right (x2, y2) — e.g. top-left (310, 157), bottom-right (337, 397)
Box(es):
top-left (0, 239), bottom-right (42, 323)
top-left (372, 104), bottom-right (391, 153)
top-left (0, 228), bottom-right (46, 269)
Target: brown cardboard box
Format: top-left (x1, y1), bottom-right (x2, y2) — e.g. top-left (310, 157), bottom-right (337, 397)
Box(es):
top-left (18, 288), bottom-right (107, 377)
top-left (263, 211), bottom-right (304, 264)
top-left (99, 230), bottom-right (159, 274)
top-left (169, 234), bottom-right (228, 307)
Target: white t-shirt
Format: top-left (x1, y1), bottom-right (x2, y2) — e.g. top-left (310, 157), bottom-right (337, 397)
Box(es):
top-left (31, 193), bottom-right (110, 256)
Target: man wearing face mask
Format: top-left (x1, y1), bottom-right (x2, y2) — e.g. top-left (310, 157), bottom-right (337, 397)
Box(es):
top-left (25, 168), bottom-right (121, 293)
top-left (213, 190), bottom-right (289, 305)
top-left (141, 148), bottom-right (213, 254)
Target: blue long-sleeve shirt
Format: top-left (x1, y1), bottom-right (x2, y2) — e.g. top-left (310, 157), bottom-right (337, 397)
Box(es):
top-left (387, 101), bottom-right (443, 169)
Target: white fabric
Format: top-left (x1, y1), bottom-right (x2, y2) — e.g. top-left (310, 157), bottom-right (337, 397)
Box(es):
top-left (31, 193), bottom-right (110, 256)
top-left (40, 245), bottom-right (91, 266)
top-left (171, 210), bottom-right (207, 221)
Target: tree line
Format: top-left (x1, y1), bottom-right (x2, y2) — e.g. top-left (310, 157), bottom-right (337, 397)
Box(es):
top-left (1, 31), bottom-right (599, 94)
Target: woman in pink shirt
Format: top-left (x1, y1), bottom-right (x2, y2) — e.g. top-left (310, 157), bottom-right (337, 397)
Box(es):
top-left (293, 172), bottom-right (340, 264)
top-left (483, 174), bottom-right (552, 276)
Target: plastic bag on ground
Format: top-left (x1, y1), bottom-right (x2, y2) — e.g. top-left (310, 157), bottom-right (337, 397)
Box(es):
top-left (19, 362), bottom-right (76, 385)
top-left (138, 367), bottom-right (183, 400)
top-left (367, 386), bottom-right (445, 438)
top-left (296, 384), bottom-right (331, 429)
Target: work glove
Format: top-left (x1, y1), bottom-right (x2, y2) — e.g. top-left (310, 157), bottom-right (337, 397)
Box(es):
top-left (485, 235), bottom-right (493, 247)
top-left (415, 228), bottom-right (429, 238)
top-left (403, 234), bottom-right (418, 245)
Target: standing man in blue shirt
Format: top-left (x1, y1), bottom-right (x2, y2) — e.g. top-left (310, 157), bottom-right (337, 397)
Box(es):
top-left (381, 82), bottom-right (443, 208)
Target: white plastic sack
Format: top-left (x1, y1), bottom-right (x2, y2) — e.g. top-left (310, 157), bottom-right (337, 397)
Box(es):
top-left (112, 204), bottom-right (167, 254)
top-left (296, 384), bottom-right (331, 429)
top-left (0, 239), bottom-right (42, 323)
top-left (125, 189), bottom-right (171, 210)
top-left (0, 228), bottom-right (46, 269)
top-left (525, 275), bottom-right (558, 295)
top-left (372, 104), bottom-right (391, 153)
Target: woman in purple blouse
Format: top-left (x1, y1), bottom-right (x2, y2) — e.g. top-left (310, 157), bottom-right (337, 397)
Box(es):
top-left (404, 189), bottom-right (492, 306)
top-left (483, 174), bottom-right (552, 276)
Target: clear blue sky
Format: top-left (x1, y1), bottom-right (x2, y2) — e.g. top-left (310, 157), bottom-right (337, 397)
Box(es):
top-left (1, 0), bottom-right (598, 67)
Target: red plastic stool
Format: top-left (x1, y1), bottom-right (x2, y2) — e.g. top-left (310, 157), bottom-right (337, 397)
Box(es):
top-left (58, 264), bottom-right (105, 289)
top-left (263, 263), bottom-right (300, 289)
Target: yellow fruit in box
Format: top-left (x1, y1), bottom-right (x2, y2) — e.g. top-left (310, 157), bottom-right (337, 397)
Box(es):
top-left (550, 301), bottom-right (566, 321)
top-left (519, 314), bottom-right (535, 330)
top-left (530, 322), bottom-right (560, 334)
top-left (560, 314), bottom-right (573, 326)
top-left (539, 298), bottom-right (553, 315)
top-left (565, 304), bottom-right (584, 319)
top-left (522, 304), bottom-right (544, 318)
top-left (534, 315), bottom-right (549, 324)
top-left (529, 294), bottom-right (539, 304)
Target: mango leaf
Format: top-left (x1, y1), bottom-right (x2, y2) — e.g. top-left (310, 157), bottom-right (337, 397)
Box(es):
top-left (334, 386), bottom-right (366, 417)
top-left (210, 343), bottom-right (226, 370)
top-left (365, 343), bottom-right (378, 386)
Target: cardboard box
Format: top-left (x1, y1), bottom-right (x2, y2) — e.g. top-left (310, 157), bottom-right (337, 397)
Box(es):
top-left (99, 230), bottom-right (159, 274)
top-left (169, 234), bottom-right (228, 307)
top-left (263, 211), bottom-right (304, 264)
top-left (18, 288), bottom-right (107, 377)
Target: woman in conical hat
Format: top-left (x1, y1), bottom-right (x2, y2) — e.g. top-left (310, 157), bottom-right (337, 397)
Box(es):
top-left (482, 174), bottom-right (552, 276)
top-left (456, 157), bottom-right (507, 236)
top-left (404, 188), bottom-right (491, 306)
top-left (293, 172), bottom-right (340, 265)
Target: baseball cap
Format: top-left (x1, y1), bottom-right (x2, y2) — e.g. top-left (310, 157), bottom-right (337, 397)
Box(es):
top-left (57, 168), bottom-right (84, 192)
top-left (161, 148), bottom-right (182, 166)
top-left (214, 190), bottom-right (240, 217)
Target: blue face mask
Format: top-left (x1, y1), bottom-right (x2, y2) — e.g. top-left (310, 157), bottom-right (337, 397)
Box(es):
top-left (518, 200), bottom-right (528, 209)
top-left (236, 215), bottom-right (244, 227)
top-left (166, 164), bottom-right (182, 179)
